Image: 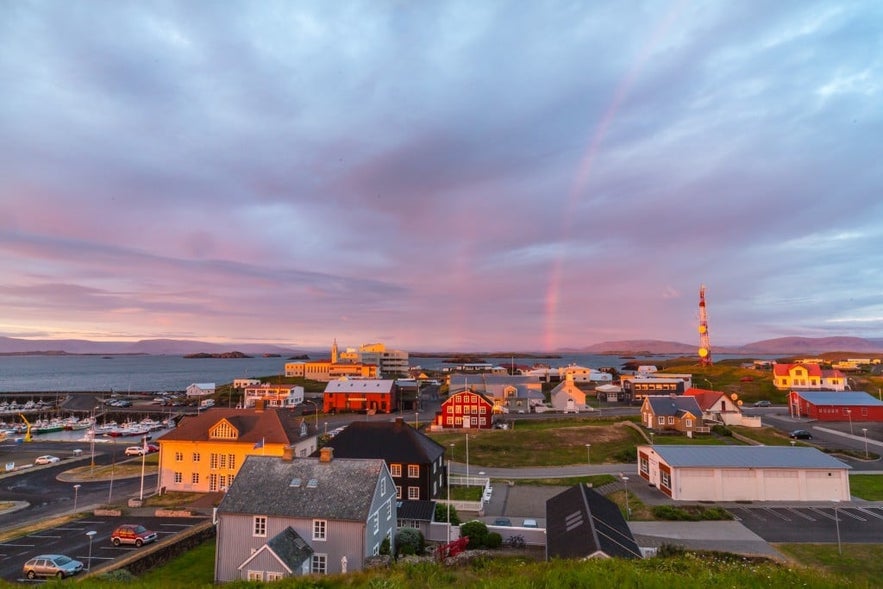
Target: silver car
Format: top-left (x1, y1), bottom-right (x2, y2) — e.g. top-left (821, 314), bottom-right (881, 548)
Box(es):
top-left (22, 554), bottom-right (84, 579)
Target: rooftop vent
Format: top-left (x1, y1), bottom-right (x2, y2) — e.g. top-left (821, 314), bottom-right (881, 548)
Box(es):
top-left (306, 479), bottom-right (318, 489)
top-left (289, 478), bottom-right (302, 488)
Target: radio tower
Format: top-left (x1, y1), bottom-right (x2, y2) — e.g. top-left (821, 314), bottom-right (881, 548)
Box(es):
top-left (698, 284), bottom-right (712, 365)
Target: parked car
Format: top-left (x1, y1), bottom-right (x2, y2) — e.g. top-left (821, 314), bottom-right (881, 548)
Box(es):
top-left (522, 519), bottom-right (539, 528)
top-left (111, 524), bottom-right (158, 547)
top-left (789, 429), bottom-right (813, 440)
top-left (124, 446), bottom-right (147, 456)
top-left (34, 455), bottom-right (60, 465)
top-left (146, 443), bottom-right (159, 453)
top-left (492, 518), bottom-right (512, 526)
top-left (753, 400), bottom-right (771, 407)
top-left (22, 554), bottom-right (83, 579)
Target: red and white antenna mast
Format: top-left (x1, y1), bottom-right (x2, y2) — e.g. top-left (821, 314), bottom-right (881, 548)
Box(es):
top-left (698, 284), bottom-right (712, 366)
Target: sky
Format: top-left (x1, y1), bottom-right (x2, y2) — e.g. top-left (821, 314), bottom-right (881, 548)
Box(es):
top-left (1, 1), bottom-right (882, 352)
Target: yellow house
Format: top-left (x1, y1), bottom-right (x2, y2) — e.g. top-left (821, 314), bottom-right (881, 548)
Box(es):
top-left (156, 407), bottom-right (318, 494)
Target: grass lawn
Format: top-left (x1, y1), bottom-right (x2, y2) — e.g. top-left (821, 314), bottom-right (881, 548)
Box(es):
top-left (729, 425), bottom-right (798, 446)
top-left (776, 543), bottom-right (883, 587)
top-left (515, 474), bottom-right (617, 487)
top-left (649, 433), bottom-right (744, 446)
top-left (429, 420), bottom-right (644, 467)
top-left (848, 474), bottom-right (883, 501)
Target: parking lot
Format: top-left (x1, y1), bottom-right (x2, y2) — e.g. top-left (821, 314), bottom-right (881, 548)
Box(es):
top-left (730, 505), bottom-right (883, 543)
top-left (0, 515), bottom-right (207, 582)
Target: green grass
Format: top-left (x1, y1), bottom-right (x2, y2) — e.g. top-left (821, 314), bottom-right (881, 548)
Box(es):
top-left (729, 425), bottom-right (799, 446)
top-left (50, 538), bottom-right (864, 589)
top-left (515, 474), bottom-right (617, 487)
top-left (649, 433), bottom-right (744, 446)
top-left (849, 474), bottom-right (883, 500)
top-left (430, 420), bottom-right (645, 467)
top-left (776, 543), bottom-right (883, 587)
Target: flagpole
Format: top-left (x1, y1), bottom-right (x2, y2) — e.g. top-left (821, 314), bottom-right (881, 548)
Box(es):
top-left (139, 435), bottom-right (147, 501)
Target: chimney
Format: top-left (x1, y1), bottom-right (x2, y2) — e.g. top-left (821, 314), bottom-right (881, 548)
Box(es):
top-left (319, 446), bottom-right (334, 463)
top-left (282, 446), bottom-right (294, 462)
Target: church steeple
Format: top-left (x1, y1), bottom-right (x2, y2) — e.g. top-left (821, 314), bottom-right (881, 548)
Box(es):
top-left (331, 338), bottom-right (338, 363)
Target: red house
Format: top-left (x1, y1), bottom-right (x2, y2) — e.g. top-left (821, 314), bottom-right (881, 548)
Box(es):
top-left (789, 391), bottom-right (883, 421)
top-left (323, 379), bottom-right (397, 414)
top-left (434, 390), bottom-right (494, 429)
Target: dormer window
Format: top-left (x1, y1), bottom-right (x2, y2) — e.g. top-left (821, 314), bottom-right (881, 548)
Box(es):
top-left (210, 421), bottom-right (239, 440)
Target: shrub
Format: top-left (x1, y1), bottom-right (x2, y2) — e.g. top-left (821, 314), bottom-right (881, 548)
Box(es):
top-left (484, 532), bottom-right (503, 549)
top-left (395, 528), bottom-right (425, 557)
top-left (379, 536), bottom-right (391, 556)
top-left (459, 520), bottom-right (489, 548)
top-left (435, 503), bottom-right (460, 526)
top-left (711, 424), bottom-right (732, 437)
top-left (657, 543), bottom-right (686, 557)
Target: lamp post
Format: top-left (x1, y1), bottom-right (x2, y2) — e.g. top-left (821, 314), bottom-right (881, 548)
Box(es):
top-left (585, 443), bottom-right (591, 465)
top-left (466, 434), bottom-right (470, 486)
top-left (622, 476), bottom-right (630, 520)
top-left (846, 409), bottom-right (853, 435)
top-left (86, 530), bottom-right (96, 570)
top-left (862, 428), bottom-right (869, 458)
top-left (324, 422), bottom-right (328, 436)
top-left (447, 443), bottom-right (454, 543)
top-left (73, 484), bottom-right (81, 512)
top-left (650, 432), bottom-right (655, 445)
top-left (833, 500), bottom-right (842, 556)
top-left (303, 400), bottom-right (319, 430)
top-left (415, 411), bottom-right (419, 429)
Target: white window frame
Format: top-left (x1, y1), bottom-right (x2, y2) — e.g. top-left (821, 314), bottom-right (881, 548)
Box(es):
top-left (247, 570), bottom-right (263, 582)
top-left (390, 464), bottom-right (402, 477)
top-left (408, 486), bottom-right (420, 500)
top-left (312, 519), bottom-right (327, 541)
top-left (253, 516), bottom-right (267, 537)
top-left (311, 554), bottom-right (327, 575)
top-left (408, 464), bottom-right (419, 478)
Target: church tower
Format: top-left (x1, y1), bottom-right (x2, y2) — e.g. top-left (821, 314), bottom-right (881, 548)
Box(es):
top-left (331, 338), bottom-right (339, 363)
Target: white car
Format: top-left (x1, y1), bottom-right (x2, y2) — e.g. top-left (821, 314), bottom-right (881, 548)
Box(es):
top-left (34, 455), bottom-right (60, 465)
top-left (125, 446), bottom-right (147, 456)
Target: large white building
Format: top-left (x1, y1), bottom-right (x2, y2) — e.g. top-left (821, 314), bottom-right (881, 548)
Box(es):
top-left (637, 445), bottom-right (851, 502)
top-left (343, 343), bottom-right (409, 378)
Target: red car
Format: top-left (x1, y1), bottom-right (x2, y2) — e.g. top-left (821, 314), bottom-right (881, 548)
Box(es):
top-left (111, 524), bottom-right (157, 547)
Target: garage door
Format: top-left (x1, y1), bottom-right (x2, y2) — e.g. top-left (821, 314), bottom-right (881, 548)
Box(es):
top-left (761, 469), bottom-right (799, 500)
top-left (679, 469), bottom-right (715, 500)
top-left (719, 469), bottom-right (758, 501)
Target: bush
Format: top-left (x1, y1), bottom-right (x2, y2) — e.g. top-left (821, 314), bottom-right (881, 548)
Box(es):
top-left (435, 503), bottom-right (460, 526)
top-left (712, 424), bottom-right (732, 437)
top-left (652, 505), bottom-right (733, 521)
top-left (459, 520), bottom-right (489, 549)
top-left (395, 528), bottom-right (425, 557)
top-left (379, 536), bottom-right (391, 556)
top-left (484, 532), bottom-right (503, 549)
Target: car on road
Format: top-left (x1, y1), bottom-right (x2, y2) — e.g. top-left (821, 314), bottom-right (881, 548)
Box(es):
top-left (753, 400), bottom-right (771, 407)
top-left (22, 554), bottom-right (84, 579)
top-left (522, 519), bottom-right (539, 528)
top-left (789, 429), bottom-right (813, 440)
top-left (492, 518), bottom-right (512, 526)
top-left (111, 524), bottom-right (158, 547)
top-left (34, 455), bottom-right (60, 465)
top-left (124, 446), bottom-right (147, 456)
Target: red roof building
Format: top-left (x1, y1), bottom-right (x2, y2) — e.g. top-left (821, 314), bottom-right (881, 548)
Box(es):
top-left (773, 363), bottom-right (846, 391)
top-left (788, 391), bottom-right (883, 421)
top-left (434, 390), bottom-right (494, 429)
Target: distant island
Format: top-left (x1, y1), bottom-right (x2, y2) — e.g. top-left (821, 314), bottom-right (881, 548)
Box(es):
top-left (183, 351), bottom-right (253, 359)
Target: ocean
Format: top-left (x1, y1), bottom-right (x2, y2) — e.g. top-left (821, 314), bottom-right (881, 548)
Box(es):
top-left (0, 353), bottom-right (767, 393)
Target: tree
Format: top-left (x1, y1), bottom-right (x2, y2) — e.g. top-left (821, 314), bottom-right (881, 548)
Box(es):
top-left (395, 528), bottom-right (425, 557)
top-left (435, 502), bottom-right (460, 526)
top-left (459, 520), bottom-right (489, 548)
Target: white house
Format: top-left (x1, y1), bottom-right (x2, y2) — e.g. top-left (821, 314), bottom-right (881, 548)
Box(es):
top-left (186, 383), bottom-right (216, 397)
top-left (637, 445), bottom-right (851, 502)
top-left (244, 385), bottom-right (305, 408)
top-left (234, 378), bottom-right (261, 389)
top-left (550, 375), bottom-right (591, 413)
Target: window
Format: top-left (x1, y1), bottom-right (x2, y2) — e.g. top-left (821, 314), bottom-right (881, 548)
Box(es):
top-left (253, 516), bottom-right (267, 537)
top-left (373, 514), bottom-right (379, 533)
top-left (386, 501), bottom-right (392, 521)
top-left (219, 454), bottom-right (227, 469)
top-left (210, 453), bottom-right (218, 469)
top-left (640, 457), bottom-right (649, 474)
top-left (247, 571), bottom-right (263, 581)
top-left (661, 471), bottom-right (671, 489)
top-left (211, 421), bottom-right (238, 440)
top-left (266, 572), bottom-right (284, 581)
top-left (192, 452), bottom-right (201, 462)
top-left (471, 416), bottom-right (478, 425)
top-left (657, 416), bottom-right (664, 425)
top-left (191, 472), bottom-right (199, 484)
top-left (209, 474), bottom-right (218, 492)
top-left (480, 406), bottom-right (486, 414)
top-left (228, 454), bottom-right (236, 469)
top-left (685, 419), bottom-right (693, 427)
top-left (408, 465), bottom-right (419, 478)
top-left (381, 477), bottom-right (387, 496)
top-left (175, 451), bottom-right (183, 462)
top-left (395, 486), bottom-right (402, 499)
top-left (311, 554), bottom-right (327, 575)
top-left (446, 416), bottom-right (453, 425)
top-left (174, 471), bottom-right (182, 484)
top-left (390, 464), bottom-right (402, 477)
top-left (408, 486), bottom-right (420, 500)
top-left (667, 416), bottom-right (674, 425)
top-left (312, 519), bottom-right (327, 541)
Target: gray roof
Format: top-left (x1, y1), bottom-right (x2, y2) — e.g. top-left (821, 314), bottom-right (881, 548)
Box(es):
top-left (645, 396), bottom-right (702, 417)
top-left (396, 500), bottom-right (436, 522)
top-left (795, 391), bottom-right (883, 407)
top-left (218, 455), bottom-right (386, 520)
top-left (266, 527), bottom-right (313, 570)
top-left (313, 418), bottom-right (445, 463)
top-left (646, 445), bottom-right (851, 470)
top-left (546, 484), bottom-right (641, 559)
top-left (449, 374), bottom-right (539, 387)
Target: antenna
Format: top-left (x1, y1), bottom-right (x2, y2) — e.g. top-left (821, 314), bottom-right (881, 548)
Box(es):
top-left (698, 284), bottom-right (712, 365)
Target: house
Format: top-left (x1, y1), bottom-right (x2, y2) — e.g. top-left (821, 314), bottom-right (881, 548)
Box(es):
top-left (595, 384), bottom-right (624, 402)
top-left (155, 407), bottom-right (318, 493)
top-left (772, 363), bottom-right (846, 391)
top-left (243, 384), bottom-right (305, 408)
top-left (186, 383), bottom-right (216, 397)
top-left (524, 365), bottom-right (612, 383)
top-left (447, 374), bottom-right (542, 412)
top-left (637, 445), bottom-right (851, 501)
top-left (284, 360), bottom-right (379, 382)
top-left (433, 389), bottom-right (494, 429)
top-left (640, 395), bottom-right (705, 435)
top-left (683, 388), bottom-right (761, 428)
top-left (502, 387), bottom-right (545, 413)
top-left (550, 374), bottom-right (591, 413)
top-left (621, 374), bottom-right (690, 403)
top-left (546, 484), bottom-right (641, 560)
top-left (233, 378), bottom-right (261, 389)
top-left (214, 448), bottom-right (396, 581)
top-left (788, 391), bottom-right (883, 421)
top-left (323, 379), bottom-right (397, 414)
top-left (396, 499), bottom-right (437, 539)
top-left (312, 417), bottom-right (446, 501)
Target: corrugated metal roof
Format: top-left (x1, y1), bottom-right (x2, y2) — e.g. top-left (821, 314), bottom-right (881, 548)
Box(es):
top-left (796, 391), bottom-right (883, 406)
top-left (644, 445), bottom-right (850, 469)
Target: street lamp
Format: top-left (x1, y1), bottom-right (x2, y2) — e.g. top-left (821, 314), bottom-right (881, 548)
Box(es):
top-left (622, 476), bottom-right (630, 520)
top-left (862, 428), bottom-right (869, 458)
top-left (86, 530), bottom-right (97, 570)
top-left (585, 443), bottom-right (591, 465)
top-left (324, 422), bottom-right (328, 436)
top-left (466, 434), bottom-right (470, 486)
top-left (650, 432), bottom-right (655, 445)
top-left (447, 443), bottom-right (454, 543)
top-left (845, 409), bottom-right (853, 435)
top-left (73, 484), bottom-right (81, 512)
top-left (415, 410), bottom-right (419, 429)
top-left (833, 500), bottom-right (842, 556)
